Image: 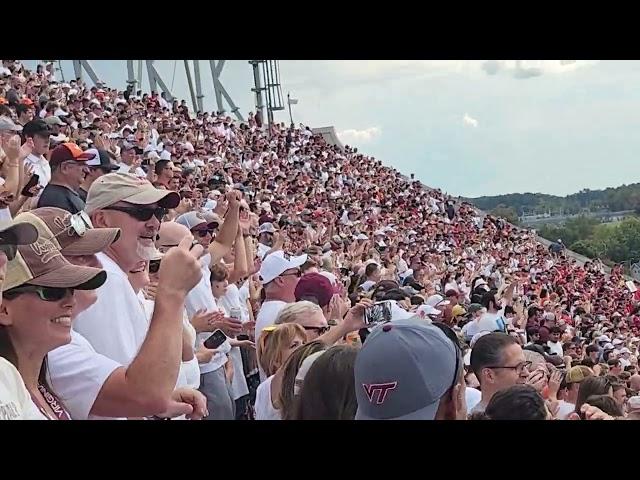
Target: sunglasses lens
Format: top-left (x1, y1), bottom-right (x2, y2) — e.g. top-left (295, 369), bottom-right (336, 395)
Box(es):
top-left (149, 260), bottom-right (161, 274)
top-left (40, 287), bottom-right (69, 301)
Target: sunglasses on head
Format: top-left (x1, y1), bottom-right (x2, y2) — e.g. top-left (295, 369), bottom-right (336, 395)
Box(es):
top-left (4, 284), bottom-right (74, 302)
top-left (301, 325), bottom-right (330, 335)
top-left (103, 205), bottom-right (166, 222)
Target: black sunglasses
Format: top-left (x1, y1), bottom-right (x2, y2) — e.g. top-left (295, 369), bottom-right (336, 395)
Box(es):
top-left (149, 259), bottom-right (161, 274)
top-left (301, 325), bottom-right (330, 335)
top-left (103, 205), bottom-right (166, 222)
top-left (4, 284), bottom-right (74, 302)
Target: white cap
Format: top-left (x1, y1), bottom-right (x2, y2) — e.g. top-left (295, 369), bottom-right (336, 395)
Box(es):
top-left (426, 294), bottom-right (449, 307)
top-left (258, 223), bottom-right (276, 235)
top-left (389, 301), bottom-right (413, 321)
top-left (598, 335), bottom-right (611, 343)
top-left (613, 338), bottom-right (623, 346)
top-left (620, 347), bottom-right (631, 354)
top-left (259, 250), bottom-right (308, 285)
top-left (416, 304), bottom-right (442, 318)
top-left (356, 233), bottom-right (368, 241)
top-left (203, 199), bottom-right (217, 211)
top-left (628, 396), bottom-right (640, 411)
top-left (604, 343), bottom-right (614, 350)
top-left (470, 331), bottom-right (492, 348)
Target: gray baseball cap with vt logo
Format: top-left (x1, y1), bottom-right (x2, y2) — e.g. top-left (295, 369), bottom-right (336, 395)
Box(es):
top-left (354, 317), bottom-right (457, 420)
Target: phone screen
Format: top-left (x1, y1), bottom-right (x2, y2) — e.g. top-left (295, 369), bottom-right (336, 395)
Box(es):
top-left (203, 329), bottom-right (227, 350)
top-left (364, 301), bottom-right (392, 327)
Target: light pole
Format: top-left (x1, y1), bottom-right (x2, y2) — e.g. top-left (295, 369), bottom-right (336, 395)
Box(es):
top-left (287, 92), bottom-right (298, 127)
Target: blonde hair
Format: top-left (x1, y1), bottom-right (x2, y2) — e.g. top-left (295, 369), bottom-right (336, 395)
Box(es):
top-left (257, 323), bottom-right (306, 377)
top-left (275, 301), bottom-right (323, 325)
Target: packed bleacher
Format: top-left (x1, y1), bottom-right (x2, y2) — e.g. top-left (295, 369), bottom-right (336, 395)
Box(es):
top-left (1, 59), bottom-right (640, 420)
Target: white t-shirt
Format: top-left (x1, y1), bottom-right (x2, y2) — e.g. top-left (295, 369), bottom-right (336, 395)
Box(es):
top-left (255, 375), bottom-right (281, 420)
top-left (556, 400), bottom-right (575, 420)
top-left (476, 309), bottom-right (507, 334)
top-left (47, 330), bottom-right (122, 420)
top-left (217, 285), bottom-right (249, 400)
top-left (73, 253), bottom-right (151, 365)
top-left (547, 341), bottom-right (563, 357)
top-left (359, 280), bottom-right (376, 292)
top-left (465, 387), bottom-right (482, 412)
top-left (186, 254), bottom-right (231, 375)
top-left (0, 357), bottom-right (46, 420)
top-left (117, 162), bottom-right (146, 178)
top-left (257, 243), bottom-right (271, 260)
top-left (24, 154), bottom-right (51, 191)
top-left (255, 300), bottom-right (288, 346)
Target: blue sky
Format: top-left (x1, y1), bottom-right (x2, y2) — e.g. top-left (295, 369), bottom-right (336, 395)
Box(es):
top-left (23, 60), bottom-right (640, 198)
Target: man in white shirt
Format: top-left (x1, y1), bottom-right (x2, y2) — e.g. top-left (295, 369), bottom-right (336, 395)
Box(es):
top-left (556, 366), bottom-right (593, 420)
top-left (169, 193), bottom-right (245, 420)
top-left (22, 119), bottom-right (52, 191)
top-left (70, 174), bottom-right (196, 408)
top-left (547, 327), bottom-right (564, 357)
top-left (255, 250), bottom-right (308, 347)
top-left (117, 142), bottom-right (146, 178)
top-left (257, 222), bottom-right (276, 260)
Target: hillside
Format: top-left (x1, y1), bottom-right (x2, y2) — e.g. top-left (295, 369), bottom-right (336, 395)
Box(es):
top-left (466, 183), bottom-right (640, 216)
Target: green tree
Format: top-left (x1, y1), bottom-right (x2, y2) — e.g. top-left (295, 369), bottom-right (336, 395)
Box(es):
top-left (490, 205), bottom-right (519, 224)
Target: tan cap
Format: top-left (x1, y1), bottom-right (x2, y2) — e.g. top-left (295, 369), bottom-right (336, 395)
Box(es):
top-left (565, 365), bottom-right (594, 384)
top-left (4, 217), bottom-right (106, 292)
top-left (17, 208), bottom-right (121, 257)
top-left (85, 173), bottom-right (180, 215)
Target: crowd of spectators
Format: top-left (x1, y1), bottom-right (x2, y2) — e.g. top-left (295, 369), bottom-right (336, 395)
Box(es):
top-left (1, 59), bottom-right (639, 420)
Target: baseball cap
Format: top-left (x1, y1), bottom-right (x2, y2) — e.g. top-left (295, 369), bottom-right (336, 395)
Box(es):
top-left (426, 294), bottom-right (450, 307)
top-left (175, 211), bottom-right (212, 231)
top-left (294, 272), bottom-right (334, 308)
top-left (613, 338), bottom-right (623, 346)
top-left (3, 223), bottom-right (106, 292)
top-left (0, 116), bottom-right (22, 133)
top-left (84, 148), bottom-right (119, 172)
top-left (21, 119), bottom-right (49, 138)
top-left (354, 317), bottom-right (458, 420)
top-left (565, 365), bottom-right (594, 384)
top-left (85, 173), bottom-right (180, 215)
top-left (258, 223), bottom-right (276, 235)
top-left (628, 396), bottom-right (640, 412)
top-left (416, 304), bottom-right (442, 318)
top-left (18, 208), bottom-right (120, 256)
top-left (49, 143), bottom-right (95, 169)
top-left (598, 335), bottom-right (611, 343)
top-left (259, 250), bottom-right (308, 285)
top-left (43, 116), bottom-right (65, 127)
top-left (452, 305), bottom-right (466, 317)
top-left (467, 303), bottom-right (484, 315)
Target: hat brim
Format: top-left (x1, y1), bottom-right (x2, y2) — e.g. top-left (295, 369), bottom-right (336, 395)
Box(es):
top-left (0, 222), bottom-right (39, 245)
top-left (125, 189), bottom-right (180, 209)
top-left (355, 400), bottom-right (439, 421)
top-left (61, 228), bottom-right (121, 256)
top-left (30, 265), bottom-right (107, 290)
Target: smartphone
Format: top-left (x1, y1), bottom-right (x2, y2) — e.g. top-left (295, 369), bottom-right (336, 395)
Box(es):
top-left (21, 174), bottom-right (40, 197)
top-left (203, 329), bottom-right (227, 350)
top-left (364, 301), bottom-right (392, 327)
top-left (236, 334), bottom-right (250, 341)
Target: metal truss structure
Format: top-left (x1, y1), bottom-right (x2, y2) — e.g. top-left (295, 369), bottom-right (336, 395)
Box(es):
top-left (59, 60), bottom-right (286, 125)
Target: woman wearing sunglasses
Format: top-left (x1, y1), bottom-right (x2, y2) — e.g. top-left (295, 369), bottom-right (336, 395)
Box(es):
top-left (0, 234), bottom-right (106, 419)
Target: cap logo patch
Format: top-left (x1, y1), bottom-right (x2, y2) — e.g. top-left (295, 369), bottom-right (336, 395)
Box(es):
top-left (30, 239), bottom-right (60, 264)
top-left (362, 382), bottom-right (397, 405)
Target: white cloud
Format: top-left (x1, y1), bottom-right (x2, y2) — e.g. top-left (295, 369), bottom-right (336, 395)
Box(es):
top-left (462, 113), bottom-right (478, 128)
top-left (337, 127), bottom-right (382, 144)
top-left (480, 60), bottom-right (598, 79)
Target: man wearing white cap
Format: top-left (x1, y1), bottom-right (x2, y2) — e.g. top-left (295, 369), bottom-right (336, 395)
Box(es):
top-left (257, 222), bottom-right (276, 260)
top-left (255, 250), bottom-right (308, 347)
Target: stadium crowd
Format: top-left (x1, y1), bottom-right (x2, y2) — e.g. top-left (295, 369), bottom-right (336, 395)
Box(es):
top-left (1, 59), bottom-right (640, 420)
